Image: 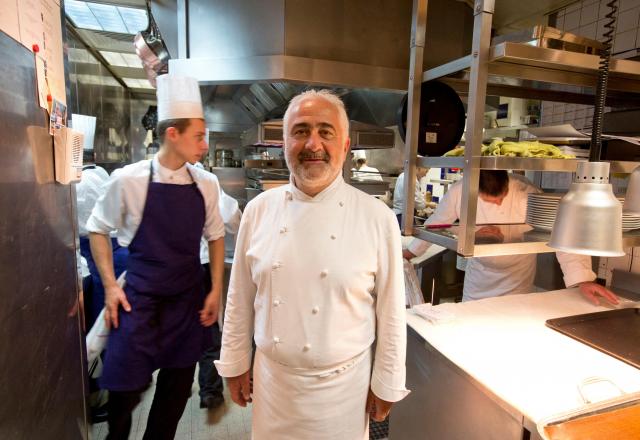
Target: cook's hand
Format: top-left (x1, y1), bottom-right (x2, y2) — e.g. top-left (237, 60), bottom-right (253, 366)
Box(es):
top-left (104, 284), bottom-right (131, 329)
top-left (366, 389), bottom-right (393, 422)
top-left (579, 282), bottom-right (619, 306)
top-left (68, 289), bottom-right (85, 331)
top-left (227, 370), bottom-right (252, 407)
top-left (402, 249), bottom-right (416, 260)
top-left (199, 291), bottom-right (219, 327)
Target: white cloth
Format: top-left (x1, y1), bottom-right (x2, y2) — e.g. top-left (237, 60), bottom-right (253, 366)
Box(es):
top-left (216, 175), bottom-right (409, 405)
top-left (353, 164), bottom-right (383, 182)
top-left (86, 155), bottom-right (225, 245)
top-left (252, 348), bottom-right (371, 440)
top-left (76, 166), bottom-right (109, 237)
top-left (156, 74), bottom-right (204, 121)
top-left (407, 174), bottom-right (596, 301)
top-left (393, 172), bottom-right (426, 214)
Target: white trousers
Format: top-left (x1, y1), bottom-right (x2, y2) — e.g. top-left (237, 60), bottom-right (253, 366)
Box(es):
top-left (251, 348), bottom-right (372, 440)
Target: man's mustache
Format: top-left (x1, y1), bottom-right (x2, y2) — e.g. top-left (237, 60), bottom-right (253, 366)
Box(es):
top-left (298, 152), bottom-right (329, 162)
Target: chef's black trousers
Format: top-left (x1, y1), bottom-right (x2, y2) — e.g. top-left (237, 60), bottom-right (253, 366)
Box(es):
top-left (197, 263), bottom-right (224, 400)
top-left (106, 365), bottom-right (196, 440)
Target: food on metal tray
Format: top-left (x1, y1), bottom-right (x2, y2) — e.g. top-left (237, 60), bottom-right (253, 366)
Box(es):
top-left (444, 140), bottom-right (576, 159)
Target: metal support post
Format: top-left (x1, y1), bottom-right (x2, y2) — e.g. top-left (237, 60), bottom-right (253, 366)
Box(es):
top-left (402, 0), bottom-right (429, 236)
top-left (458, 0), bottom-right (494, 256)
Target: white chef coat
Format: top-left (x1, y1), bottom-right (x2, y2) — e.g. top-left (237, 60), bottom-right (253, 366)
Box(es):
top-left (408, 174), bottom-right (596, 301)
top-left (353, 164), bottom-right (383, 181)
top-left (393, 172), bottom-right (426, 215)
top-left (76, 165), bottom-right (110, 237)
top-left (86, 155), bottom-right (225, 244)
top-left (199, 180), bottom-right (242, 263)
top-left (216, 174), bottom-right (409, 405)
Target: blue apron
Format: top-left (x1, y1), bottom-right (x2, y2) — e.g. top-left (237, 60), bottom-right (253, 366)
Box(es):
top-left (101, 161), bottom-right (210, 391)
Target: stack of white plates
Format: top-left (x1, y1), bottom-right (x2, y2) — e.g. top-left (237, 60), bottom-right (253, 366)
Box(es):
top-left (526, 193), bottom-right (640, 232)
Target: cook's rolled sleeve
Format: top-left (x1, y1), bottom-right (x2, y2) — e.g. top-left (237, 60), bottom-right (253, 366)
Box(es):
top-left (371, 210), bottom-right (410, 402)
top-left (215, 205), bottom-right (256, 378)
top-left (198, 177), bottom-right (226, 242)
top-left (86, 169), bottom-right (124, 236)
top-left (556, 251), bottom-right (597, 287)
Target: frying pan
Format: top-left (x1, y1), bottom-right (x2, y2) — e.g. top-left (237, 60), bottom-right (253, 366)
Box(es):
top-left (134, 0), bottom-right (169, 80)
top-left (398, 80), bottom-right (466, 156)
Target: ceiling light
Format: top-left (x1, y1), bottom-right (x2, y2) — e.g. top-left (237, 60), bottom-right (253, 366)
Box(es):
top-left (122, 78), bottom-right (155, 89)
top-left (549, 162), bottom-right (624, 257)
top-left (65, 1), bottom-right (148, 35)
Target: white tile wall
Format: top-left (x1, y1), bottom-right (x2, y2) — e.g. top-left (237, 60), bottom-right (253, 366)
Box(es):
top-left (540, 1), bottom-right (640, 277)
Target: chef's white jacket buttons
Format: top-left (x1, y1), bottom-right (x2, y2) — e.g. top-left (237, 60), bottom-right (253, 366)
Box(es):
top-left (279, 226), bottom-right (287, 233)
top-left (320, 270), bottom-right (328, 277)
top-left (330, 234), bottom-right (336, 240)
top-left (273, 337), bottom-right (281, 343)
top-left (273, 299), bottom-right (280, 306)
top-left (286, 193), bottom-right (293, 201)
top-left (303, 343), bottom-right (311, 351)
top-left (339, 201), bottom-right (344, 207)
top-left (312, 306), bottom-right (319, 314)
top-left (272, 262), bottom-right (281, 269)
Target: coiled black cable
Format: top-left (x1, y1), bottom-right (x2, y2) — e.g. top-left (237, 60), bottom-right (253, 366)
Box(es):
top-left (590, 0), bottom-right (618, 162)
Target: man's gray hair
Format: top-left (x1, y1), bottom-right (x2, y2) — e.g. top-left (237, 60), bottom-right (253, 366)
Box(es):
top-left (282, 89), bottom-right (349, 141)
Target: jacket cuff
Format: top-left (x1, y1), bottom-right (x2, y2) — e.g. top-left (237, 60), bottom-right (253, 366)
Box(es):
top-left (370, 371), bottom-right (411, 403)
top-left (563, 269), bottom-right (596, 288)
top-left (214, 352), bottom-right (252, 378)
top-left (407, 238), bottom-right (429, 257)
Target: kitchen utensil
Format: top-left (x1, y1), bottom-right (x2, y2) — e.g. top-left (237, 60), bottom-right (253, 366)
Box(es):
top-left (134, 0), bottom-right (169, 77)
top-left (397, 80), bottom-right (466, 156)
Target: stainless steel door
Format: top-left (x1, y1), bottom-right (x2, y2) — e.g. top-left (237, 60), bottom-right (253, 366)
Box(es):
top-left (0, 31), bottom-right (88, 439)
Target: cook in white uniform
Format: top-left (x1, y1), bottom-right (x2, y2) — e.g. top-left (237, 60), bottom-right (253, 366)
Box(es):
top-left (216, 89), bottom-right (409, 440)
top-left (393, 164), bottom-right (428, 225)
top-left (405, 170), bottom-right (618, 304)
top-left (352, 151), bottom-right (383, 181)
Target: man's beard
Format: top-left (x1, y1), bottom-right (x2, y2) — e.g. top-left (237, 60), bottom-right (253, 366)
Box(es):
top-left (286, 151), bottom-right (337, 187)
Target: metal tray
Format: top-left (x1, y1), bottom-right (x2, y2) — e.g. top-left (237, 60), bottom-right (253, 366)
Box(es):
top-left (546, 308), bottom-right (640, 369)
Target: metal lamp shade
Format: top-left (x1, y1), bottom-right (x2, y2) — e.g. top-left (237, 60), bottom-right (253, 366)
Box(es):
top-left (623, 166), bottom-right (640, 215)
top-left (549, 162), bottom-right (625, 257)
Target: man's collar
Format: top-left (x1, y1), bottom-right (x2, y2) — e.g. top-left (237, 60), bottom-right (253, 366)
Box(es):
top-left (287, 173), bottom-right (344, 202)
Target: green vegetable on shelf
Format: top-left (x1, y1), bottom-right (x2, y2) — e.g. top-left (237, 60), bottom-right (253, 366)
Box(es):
top-left (443, 140), bottom-right (576, 159)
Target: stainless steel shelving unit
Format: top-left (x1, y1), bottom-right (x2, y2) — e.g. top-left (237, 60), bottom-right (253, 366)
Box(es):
top-left (402, 0), bottom-right (640, 258)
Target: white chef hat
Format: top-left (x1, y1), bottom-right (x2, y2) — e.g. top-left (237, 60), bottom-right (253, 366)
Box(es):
top-left (352, 150), bottom-right (366, 160)
top-left (156, 74), bottom-right (204, 122)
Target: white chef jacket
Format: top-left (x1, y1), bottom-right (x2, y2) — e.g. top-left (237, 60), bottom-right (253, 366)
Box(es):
top-left (76, 165), bottom-right (109, 237)
top-left (216, 175), bottom-right (409, 403)
top-left (353, 164), bottom-right (383, 181)
top-left (408, 174), bottom-right (596, 300)
top-left (86, 155), bottom-right (225, 244)
top-left (199, 182), bottom-right (242, 263)
top-left (393, 172), bottom-right (426, 215)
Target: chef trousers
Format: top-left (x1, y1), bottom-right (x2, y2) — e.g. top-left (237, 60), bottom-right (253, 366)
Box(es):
top-left (106, 365), bottom-right (195, 440)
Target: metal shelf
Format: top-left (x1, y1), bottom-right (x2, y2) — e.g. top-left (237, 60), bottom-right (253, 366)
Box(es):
top-left (414, 225), bottom-right (640, 258)
top-left (424, 42), bottom-right (640, 92)
top-left (423, 42), bottom-right (640, 106)
top-left (418, 156), bottom-right (640, 173)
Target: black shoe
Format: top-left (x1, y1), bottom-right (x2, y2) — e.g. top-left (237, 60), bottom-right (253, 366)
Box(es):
top-left (200, 394), bottom-right (225, 410)
top-left (90, 404), bottom-right (109, 424)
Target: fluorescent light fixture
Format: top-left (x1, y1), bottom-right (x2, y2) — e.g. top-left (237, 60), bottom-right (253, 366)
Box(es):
top-left (122, 78), bottom-right (155, 89)
top-left (68, 47), bottom-right (100, 64)
top-left (70, 73), bottom-right (121, 87)
top-left (99, 51), bottom-right (143, 68)
top-left (65, 1), bottom-right (148, 35)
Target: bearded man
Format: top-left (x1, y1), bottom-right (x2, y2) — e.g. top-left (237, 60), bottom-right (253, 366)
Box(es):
top-left (215, 89), bottom-right (409, 439)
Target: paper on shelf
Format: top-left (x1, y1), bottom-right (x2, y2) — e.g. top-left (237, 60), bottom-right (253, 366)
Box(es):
top-left (35, 55), bottom-right (48, 109)
top-left (526, 124), bottom-right (589, 138)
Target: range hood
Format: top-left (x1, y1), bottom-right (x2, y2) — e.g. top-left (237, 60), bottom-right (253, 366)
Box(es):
top-left (161, 0), bottom-right (472, 133)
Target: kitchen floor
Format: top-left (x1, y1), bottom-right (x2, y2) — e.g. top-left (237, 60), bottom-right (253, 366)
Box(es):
top-left (90, 367), bottom-right (388, 440)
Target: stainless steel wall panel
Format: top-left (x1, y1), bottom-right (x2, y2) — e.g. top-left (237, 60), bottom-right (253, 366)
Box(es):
top-left (0, 31), bottom-right (88, 440)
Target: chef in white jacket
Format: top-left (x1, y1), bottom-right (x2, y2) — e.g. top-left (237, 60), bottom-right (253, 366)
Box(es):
top-left (405, 170), bottom-right (618, 305)
top-left (216, 89), bottom-right (409, 440)
top-left (393, 164), bottom-right (428, 225)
